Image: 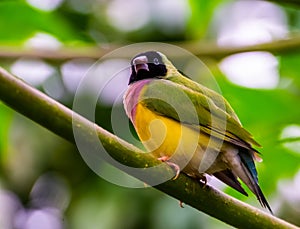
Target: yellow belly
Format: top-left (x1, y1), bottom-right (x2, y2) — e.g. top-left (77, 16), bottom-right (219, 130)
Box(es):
top-left (134, 103), bottom-right (204, 170)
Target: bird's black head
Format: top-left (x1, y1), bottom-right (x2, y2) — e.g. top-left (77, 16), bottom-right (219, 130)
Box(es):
top-left (128, 51), bottom-right (168, 85)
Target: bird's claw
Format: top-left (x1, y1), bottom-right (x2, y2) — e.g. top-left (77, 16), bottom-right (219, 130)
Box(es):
top-left (179, 201), bottom-right (184, 208)
top-left (158, 156), bottom-right (181, 180)
top-left (199, 176), bottom-right (207, 188)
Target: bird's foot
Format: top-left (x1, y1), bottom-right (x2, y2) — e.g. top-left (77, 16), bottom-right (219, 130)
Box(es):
top-left (179, 201), bottom-right (184, 208)
top-left (158, 156), bottom-right (169, 162)
top-left (158, 156), bottom-right (181, 180)
top-left (199, 176), bottom-right (207, 188)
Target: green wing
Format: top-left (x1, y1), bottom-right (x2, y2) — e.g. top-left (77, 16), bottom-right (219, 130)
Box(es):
top-left (167, 75), bottom-right (241, 124)
top-left (139, 77), bottom-right (260, 148)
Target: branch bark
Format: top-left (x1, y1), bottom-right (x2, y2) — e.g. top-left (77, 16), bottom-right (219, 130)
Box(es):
top-left (0, 67), bottom-right (298, 229)
top-left (1, 35), bottom-right (300, 61)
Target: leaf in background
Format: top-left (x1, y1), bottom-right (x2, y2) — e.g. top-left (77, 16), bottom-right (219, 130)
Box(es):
top-left (279, 53), bottom-right (300, 90)
top-left (0, 1), bottom-right (82, 44)
top-left (187, 0), bottom-right (226, 39)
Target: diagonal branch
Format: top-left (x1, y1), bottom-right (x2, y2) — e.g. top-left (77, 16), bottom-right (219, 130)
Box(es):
top-left (0, 67), bottom-right (298, 229)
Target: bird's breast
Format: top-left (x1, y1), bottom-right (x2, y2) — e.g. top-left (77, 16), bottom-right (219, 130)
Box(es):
top-left (133, 103), bottom-right (201, 162)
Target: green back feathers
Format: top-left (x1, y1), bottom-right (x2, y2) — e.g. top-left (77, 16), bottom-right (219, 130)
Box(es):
top-left (139, 76), bottom-right (260, 148)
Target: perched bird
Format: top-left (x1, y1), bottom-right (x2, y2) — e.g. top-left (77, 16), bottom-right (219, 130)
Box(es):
top-left (123, 51), bottom-right (272, 213)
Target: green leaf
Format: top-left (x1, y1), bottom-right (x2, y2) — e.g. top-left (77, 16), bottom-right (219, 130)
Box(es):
top-left (187, 0), bottom-right (226, 39)
top-left (279, 53), bottom-right (300, 89)
top-left (0, 1), bottom-right (81, 44)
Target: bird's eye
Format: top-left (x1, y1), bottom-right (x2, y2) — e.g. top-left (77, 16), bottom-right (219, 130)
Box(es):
top-left (153, 58), bottom-right (159, 65)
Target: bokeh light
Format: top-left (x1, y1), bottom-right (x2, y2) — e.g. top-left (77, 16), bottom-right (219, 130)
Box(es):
top-left (24, 33), bottom-right (62, 50)
top-left (278, 170), bottom-right (300, 213)
top-left (11, 58), bottom-right (55, 86)
top-left (214, 0), bottom-right (288, 47)
top-left (26, 0), bottom-right (63, 11)
top-left (280, 125), bottom-right (300, 155)
top-left (106, 0), bottom-right (151, 32)
top-left (61, 59), bottom-right (95, 93)
top-left (152, 0), bottom-right (190, 35)
top-left (219, 51), bottom-right (279, 89)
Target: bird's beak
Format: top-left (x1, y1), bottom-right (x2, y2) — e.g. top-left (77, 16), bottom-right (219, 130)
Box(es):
top-left (133, 55), bottom-right (149, 73)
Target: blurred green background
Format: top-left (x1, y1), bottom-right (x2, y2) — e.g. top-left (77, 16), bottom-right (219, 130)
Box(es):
top-left (1, 0), bottom-right (300, 228)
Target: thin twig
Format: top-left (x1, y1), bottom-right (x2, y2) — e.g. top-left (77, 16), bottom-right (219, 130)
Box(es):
top-left (1, 35), bottom-right (300, 61)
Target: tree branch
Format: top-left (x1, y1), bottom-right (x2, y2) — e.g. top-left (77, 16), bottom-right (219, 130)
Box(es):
top-left (0, 67), bottom-right (298, 229)
top-left (1, 35), bottom-right (300, 61)
top-left (181, 35), bottom-right (300, 59)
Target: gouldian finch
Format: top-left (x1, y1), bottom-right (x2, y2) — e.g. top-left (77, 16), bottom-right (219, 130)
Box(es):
top-left (123, 51), bottom-right (272, 213)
